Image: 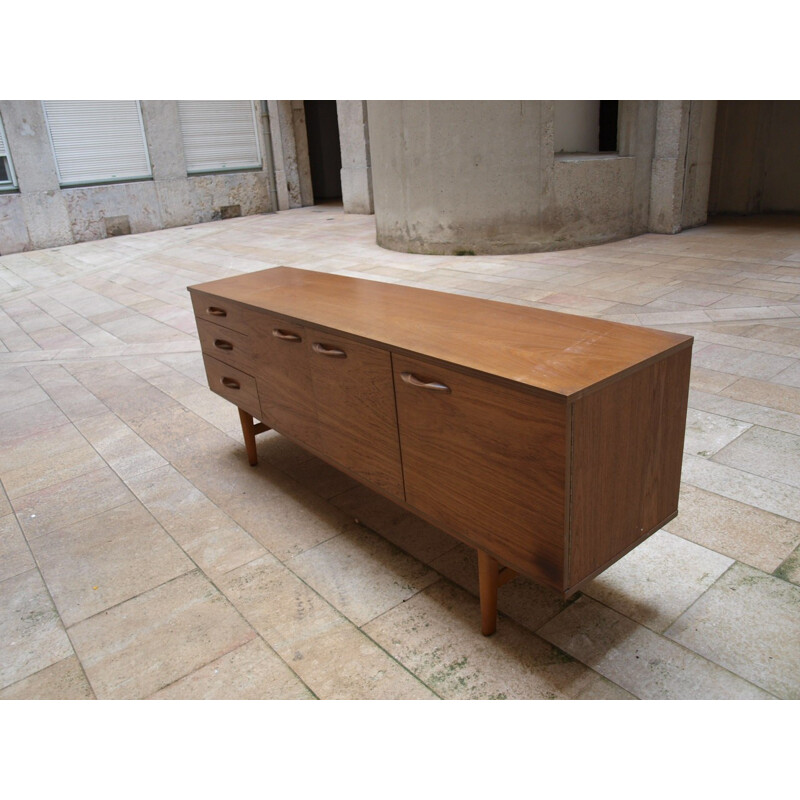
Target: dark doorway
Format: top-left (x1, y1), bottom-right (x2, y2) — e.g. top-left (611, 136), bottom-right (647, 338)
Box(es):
top-left (598, 100), bottom-right (619, 152)
top-left (304, 100), bottom-right (342, 202)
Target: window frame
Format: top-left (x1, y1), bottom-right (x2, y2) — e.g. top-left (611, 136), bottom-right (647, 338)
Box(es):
top-left (177, 100), bottom-right (263, 176)
top-left (41, 100), bottom-right (153, 187)
top-left (0, 115), bottom-right (18, 191)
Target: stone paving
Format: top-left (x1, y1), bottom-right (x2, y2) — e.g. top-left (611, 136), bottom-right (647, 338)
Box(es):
top-left (1, 205), bottom-right (799, 700)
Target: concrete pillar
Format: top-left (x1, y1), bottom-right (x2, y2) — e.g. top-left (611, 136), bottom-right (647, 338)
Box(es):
top-left (275, 101), bottom-right (313, 208)
top-left (648, 101), bottom-right (717, 233)
top-left (336, 100), bottom-right (373, 214)
top-left (266, 100), bottom-right (291, 211)
top-left (0, 100), bottom-right (73, 249)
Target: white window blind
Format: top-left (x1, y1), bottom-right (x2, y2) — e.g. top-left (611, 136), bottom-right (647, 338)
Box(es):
top-left (42, 101), bottom-right (152, 186)
top-left (0, 115), bottom-right (17, 188)
top-left (177, 101), bottom-right (261, 174)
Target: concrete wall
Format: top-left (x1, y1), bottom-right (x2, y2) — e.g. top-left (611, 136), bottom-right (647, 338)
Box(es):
top-left (709, 100), bottom-right (800, 214)
top-left (337, 100), bottom-right (373, 214)
top-left (368, 100), bottom-right (718, 255)
top-left (0, 100), bottom-right (276, 255)
top-left (554, 101), bottom-right (600, 154)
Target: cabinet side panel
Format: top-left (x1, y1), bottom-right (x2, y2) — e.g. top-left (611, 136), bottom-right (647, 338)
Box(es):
top-left (568, 345), bottom-right (692, 588)
top-left (394, 354), bottom-right (567, 590)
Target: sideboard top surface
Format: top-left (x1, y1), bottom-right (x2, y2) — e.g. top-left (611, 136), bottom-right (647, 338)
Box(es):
top-left (188, 267), bottom-right (692, 399)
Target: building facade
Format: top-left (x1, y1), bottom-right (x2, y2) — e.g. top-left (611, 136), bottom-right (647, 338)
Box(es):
top-left (1, 100), bottom-right (797, 256)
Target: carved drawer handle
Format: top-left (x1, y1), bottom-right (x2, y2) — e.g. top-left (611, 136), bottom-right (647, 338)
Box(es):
top-left (312, 342), bottom-right (347, 358)
top-left (272, 329), bottom-right (302, 342)
top-left (207, 306), bottom-right (227, 317)
top-left (400, 371), bottom-right (451, 393)
top-left (214, 339), bottom-right (234, 351)
top-left (221, 377), bottom-right (240, 390)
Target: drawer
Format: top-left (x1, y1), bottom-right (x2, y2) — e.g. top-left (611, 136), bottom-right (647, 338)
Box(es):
top-left (202, 354), bottom-right (261, 419)
top-left (190, 289), bottom-right (259, 334)
top-left (196, 318), bottom-right (253, 371)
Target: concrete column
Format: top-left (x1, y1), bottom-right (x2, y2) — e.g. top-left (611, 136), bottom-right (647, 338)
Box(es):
top-left (336, 100), bottom-right (373, 214)
top-left (276, 101), bottom-right (313, 208)
top-left (267, 100), bottom-right (290, 210)
top-left (0, 100), bottom-right (73, 249)
top-left (648, 101), bottom-right (717, 233)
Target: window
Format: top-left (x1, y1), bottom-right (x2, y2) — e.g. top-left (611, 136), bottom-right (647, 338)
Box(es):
top-left (554, 100), bottom-right (618, 154)
top-left (42, 101), bottom-right (152, 186)
top-left (0, 115), bottom-right (17, 189)
top-left (177, 101), bottom-right (261, 174)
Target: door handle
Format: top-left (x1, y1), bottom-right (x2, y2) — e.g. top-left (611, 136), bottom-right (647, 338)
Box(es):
top-left (400, 372), bottom-right (451, 393)
top-left (312, 342), bottom-right (347, 358)
top-left (272, 329), bottom-right (302, 342)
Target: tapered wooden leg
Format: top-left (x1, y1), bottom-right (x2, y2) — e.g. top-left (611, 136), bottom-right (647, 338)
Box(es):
top-left (478, 550), bottom-right (499, 636)
top-left (477, 549), bottom-right (519, 636)
top-left (238, 409), bottom-right (270, 467)
top-left (238, 408), bottom-right (259, 466)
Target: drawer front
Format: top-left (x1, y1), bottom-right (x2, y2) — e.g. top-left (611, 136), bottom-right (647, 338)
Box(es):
top-left (202, 354), bottom-right (261, 419)
top-left (251, 313), bottom-right (320, 452)
top-left (190, 290), bottom-right (259, 334)
top-left (307, 328), bottom-right (404, 501)
top-left (196, 318), bottom-right (253, 372)
top-left (393, 354), bottom-right (567, 590)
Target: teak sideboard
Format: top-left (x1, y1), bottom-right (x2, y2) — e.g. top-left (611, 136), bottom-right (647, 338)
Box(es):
top-left (188, 267), bottom-right (693, 635)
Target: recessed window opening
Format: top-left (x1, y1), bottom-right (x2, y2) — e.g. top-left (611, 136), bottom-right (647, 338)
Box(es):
top-left (554, 100), bottom-right (618, 154)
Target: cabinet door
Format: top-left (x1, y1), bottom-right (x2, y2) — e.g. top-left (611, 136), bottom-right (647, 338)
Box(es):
top-left (251, 313), bottom-right (320, 452)
top-left (393, 354), bottom-right (567, 590)
top-left (307, 329), bottom-right (404, 500)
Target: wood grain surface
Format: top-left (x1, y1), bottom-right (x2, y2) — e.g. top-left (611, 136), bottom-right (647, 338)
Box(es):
top-left (189, 268), bottom-right (692, 399)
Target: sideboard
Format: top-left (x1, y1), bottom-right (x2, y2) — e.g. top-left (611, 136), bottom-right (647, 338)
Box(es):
top-left (188, 267), bottom-right (693, 634)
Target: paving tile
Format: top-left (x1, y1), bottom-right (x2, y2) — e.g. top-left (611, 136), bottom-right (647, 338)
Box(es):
top-left (26, 363), bottom-right (109, 421)
top-left (692, 344), bottom-right (796, 380)
top-left (69, 569), bottom-right (256, 699)
top-left (0, 398), bottom-right (70, 448)
top-left (1, 441), bottom-right (106, 500)
top-left (13, 466), bottom-right (135, 539)
top-left (289, 525), bottom-right (440, 627)
top-left (179, 448), bottom-right (356, 560)
top-left (689, 366), bottom-right (739, 393)
top-left (681, 453), bottom-right (800, 522)
top-left (0, 513), bottom-right (35, 582)
top-left (218, 555), bottom-right (434, 699)
top-left (712, 426), bottom-right (800, 488)
top-left (0, 366), bottom-right (49, 413)
top-left (29, 500), bottom-right (194, 627)
top-left (363, 581), bottom-right (611, 700)
top-left (538, 595), bottom-right (772, 700)
top-left (150, 638), bottom-right (313, 700)
top-left (126, 464), bottom-right (267, 579)
top-left (74, 411), bottom-right (168, 479)
top-left (665, 562), bottom-right (800, 699)
top-left (689, 388), bottom-right (800, 437)
top-left (0, 420), bottom-right (88, 474)
top-left (683, 408), bottom-right (752, 457)
top-left (666, 484), bottom-right (800, 573)
top-left (329, 484), bottom-right (459, 564)
top-left (0, 569), bottom-right (74, 689)
top-left (0, 655), bottom-right (95, 700)
top-left (582, 530), bottom-right (734, 633)
top-left (721, 377), bottom-right (800, 414)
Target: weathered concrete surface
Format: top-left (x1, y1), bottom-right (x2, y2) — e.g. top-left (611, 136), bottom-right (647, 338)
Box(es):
top-left (337, 100), bottom-right (373, 214)
top-left (370, 100), bottom-right (718, 255)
